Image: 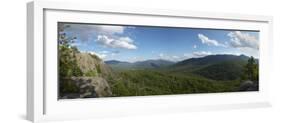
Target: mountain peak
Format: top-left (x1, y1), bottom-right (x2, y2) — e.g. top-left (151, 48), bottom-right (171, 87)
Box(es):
top-left (105, 60), bottom-right (130, 65)
top-left (175, 54), bottom-right (250, 68)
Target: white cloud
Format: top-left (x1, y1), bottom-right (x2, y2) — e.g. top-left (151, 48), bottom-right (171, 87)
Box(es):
top-left (227, 31), bottom-right (259, 50)
top-left (183, 53), bottom-right (191, 57)
top-left (100, 25), bottom-right (125, 34)
top-left (158, 51), bottom-right (213, 62)
top-left (63, 24), bottom-right (128, 43)
top-left (172, 55), bottom-right (180, 59)
top-left (81, 49), bottom-right (124, 60)
top-left (159, 53), bottom-right (174, 61)
top-left (159, 53), bottom-right (164, 57)
top-left (192, 51), bottom-right (212, 57)
top-left (158, 53), bottom-right (183, 61)
top-left (109, 51), bottom-right (120, 56)
top-left (96, 35), bottom-right (137, 50)
top-left (111, 53), bottom-right (117, 56)
top-left (193, 45), bottom-right (197, 49)
top-left (64, 24), bottom-right (138, 50)
top-left (100, 50), bottom-right (109, 54)
top-left (82, 51), bottom-right (107, 59)
top-left (221, 51), bottom-right (242, 56)
top-left (238, 48), bottom-right (259, 58)
top-left (198, 34), bottom-right (225, 47)
top-left (129, 56), bottom-right (144, 63)
top-left (96, 53), bottom-right (107, 59)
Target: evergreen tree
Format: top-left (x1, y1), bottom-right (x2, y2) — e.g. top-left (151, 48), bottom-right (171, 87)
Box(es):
top-left (243, 56), bottom-right (258, 81)
top-left (58, 23), bottom-right (82, 78)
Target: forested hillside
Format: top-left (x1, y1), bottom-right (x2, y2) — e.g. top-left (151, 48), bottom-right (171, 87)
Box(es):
top-left (58, 23), bottom-right (259, 99)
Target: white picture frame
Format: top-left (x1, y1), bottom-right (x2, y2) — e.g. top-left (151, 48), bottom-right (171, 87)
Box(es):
top-left (27, 0), bottom-right (273, 122)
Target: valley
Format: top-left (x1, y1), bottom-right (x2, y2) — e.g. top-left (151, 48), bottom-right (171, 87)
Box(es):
top-left (59, 45), bottom-right (259, 99)
top-left (57, 22), bottom-right (259, 99)
top-left (105, 54), bottom-right (257, 97)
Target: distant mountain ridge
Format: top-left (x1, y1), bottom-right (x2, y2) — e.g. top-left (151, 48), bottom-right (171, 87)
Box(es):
top-left (105, 54), bottom-right (257, 81)
top-left (105, 59), bottom-right (175, 70)
top-left (171, 54), bottom-right (256, 81)
top-left (134, 59), bottom-right (175, 68)
top-left (105, 60), bottom-right (130, 65)
top-left (175, 54), bottom-right (249, 67)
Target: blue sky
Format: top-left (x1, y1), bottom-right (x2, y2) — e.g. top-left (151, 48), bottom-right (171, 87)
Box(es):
top-left (60, 23), bottom-right (259, 62)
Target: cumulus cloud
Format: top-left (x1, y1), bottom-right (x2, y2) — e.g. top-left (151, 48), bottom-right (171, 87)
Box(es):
top-left (100, 50), bottom-right (109, 54)
top-left (96, 53), bottom-right (107, 59)
top-left (172, 55), bottom-right (179, 59)
top-left (99, 25), bottom-right (125, 34)
top-left (183, 53), bottom-right (191, 58)
top-left (158, 53), bottom-right (178, 61)
top-left (159, 53), bottom-right (164, 57)
top-left (158, 51), bottom-right (214, 61)
top-left (63, 24), bottom-right (126, 42)
top-left (81, 49), bottom-right (123, 60)
top-left (227, 31), bottom-right (259, 50)
top-left (198, 34), bottom-right (226, 47)
top-left (96, 35), bottom-right (137, 50)
top-left (193, 45), bottom-right (197, 49)
top-left (82, 51), bottom-right (107, 59)
top-left (158, 53), bottom-right (188, 62)
top-left (63, 24), bottom-right (139, 50)
top-left (192, 51), bottom-right (212, 57)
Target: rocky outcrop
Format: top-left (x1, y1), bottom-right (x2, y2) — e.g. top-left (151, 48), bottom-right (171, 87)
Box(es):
top-left (75, 53), bottom-right (113, 78)
top-left (239, 80), bottom-right (258, 91)
top-left (60, 77), bottom-right (112, 99)
top-left (59, 47), bottom-right (115, 99)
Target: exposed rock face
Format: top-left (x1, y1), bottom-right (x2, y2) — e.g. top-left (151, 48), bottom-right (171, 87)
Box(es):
top-left (239, 80), bottom-right (258, 91)
top-left (75, 53), bottom-right (113, 78)
top-left (60, 77), bottom-right (112, 99)
top-left (59, 51), bottom-right (114, 99)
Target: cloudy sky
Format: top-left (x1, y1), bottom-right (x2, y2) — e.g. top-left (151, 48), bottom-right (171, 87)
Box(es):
top-left (60, 23), bottom-right (259, 62)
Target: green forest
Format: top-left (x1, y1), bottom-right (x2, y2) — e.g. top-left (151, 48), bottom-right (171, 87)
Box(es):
top-left (58, 23), bottom-right (259, 99)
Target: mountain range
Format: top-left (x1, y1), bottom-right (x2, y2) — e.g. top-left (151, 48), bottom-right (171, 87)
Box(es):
top-left (105, 54), bottom-right (257, 81)
top-left (105, 59), bottom-right (175, 70)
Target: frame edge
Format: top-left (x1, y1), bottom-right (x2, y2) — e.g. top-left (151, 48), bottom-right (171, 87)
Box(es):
top-left (27, 1), bottom-right (34, 122)
top-left (27, 1), bottom-right (45, 122)
top-left (27, 0), bottom-right (273, 122)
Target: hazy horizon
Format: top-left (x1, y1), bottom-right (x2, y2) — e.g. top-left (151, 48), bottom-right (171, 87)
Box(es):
top-left (102, 53), bottom-right (258, 64)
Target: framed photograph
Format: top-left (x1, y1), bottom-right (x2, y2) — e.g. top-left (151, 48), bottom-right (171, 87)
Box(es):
top-left (27, 0), bottom-right (273, 122)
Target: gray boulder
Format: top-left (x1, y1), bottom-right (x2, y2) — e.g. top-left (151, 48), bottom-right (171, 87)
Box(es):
top-left (239, 80), bottom-right (258, 91)
top-left (60, 77), bottom-right (112, 99)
